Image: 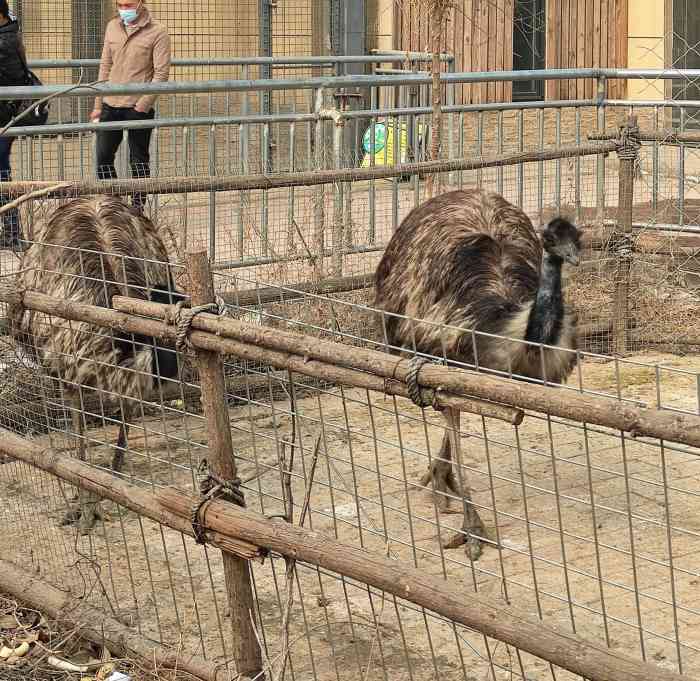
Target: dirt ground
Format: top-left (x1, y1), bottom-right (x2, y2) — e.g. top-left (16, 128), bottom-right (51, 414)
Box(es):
top-left (2, 349), bottom-right (700, 681)
top-left (2, 141), bottom-right (700, 680)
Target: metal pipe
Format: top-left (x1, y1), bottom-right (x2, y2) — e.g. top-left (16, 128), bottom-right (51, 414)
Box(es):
top-left (9, 67), bottom-right (700, 103)
top-left (604, 98), bottom-right (700, 108)
top-left (6, 68), bottom-right (691, 103)
top-left (370, 49), bottom-right (454, 61)
top-left (28, 52), bottom-right (455, 69)
top-left (2, 101), bottom-right (603, 138)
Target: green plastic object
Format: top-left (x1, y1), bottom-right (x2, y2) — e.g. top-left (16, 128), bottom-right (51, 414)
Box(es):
top-left (363, 122), bottom-right (386, 154)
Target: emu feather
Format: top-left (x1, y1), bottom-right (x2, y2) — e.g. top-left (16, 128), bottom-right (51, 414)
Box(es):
top-left (9, 196), bottom-right (183, 533)
top-left (374, 189), bottom-right (581, 559)
top-left (375, 189), bottom-right (579, 382)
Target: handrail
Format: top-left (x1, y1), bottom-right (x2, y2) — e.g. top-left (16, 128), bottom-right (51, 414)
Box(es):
top-left (1, 67), bottom-right (698, 102)
top-left (27, 52), bottom-right (455, 69)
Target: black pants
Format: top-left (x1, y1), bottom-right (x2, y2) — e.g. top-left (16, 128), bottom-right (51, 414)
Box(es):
top-left (96, 104), bottom-right (155, 209)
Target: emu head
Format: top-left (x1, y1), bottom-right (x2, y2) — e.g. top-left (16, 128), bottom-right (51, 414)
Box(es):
top-left (541, 217), bottom-right (582, 267)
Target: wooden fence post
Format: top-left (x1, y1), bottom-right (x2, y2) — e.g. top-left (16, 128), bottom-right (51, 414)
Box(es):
top-left (186, 250), bottom-right (264, 679)
top-left (613, 115), bottom-right (639, 354)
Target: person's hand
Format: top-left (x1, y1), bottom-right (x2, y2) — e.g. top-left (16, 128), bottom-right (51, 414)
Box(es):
top-left (133, 103), bottom-right (150, 114)
top-left (89, 108), bottom-right (102, 122)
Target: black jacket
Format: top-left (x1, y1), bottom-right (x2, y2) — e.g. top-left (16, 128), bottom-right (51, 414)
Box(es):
top-left (0, 20), bottom-right (27, 87)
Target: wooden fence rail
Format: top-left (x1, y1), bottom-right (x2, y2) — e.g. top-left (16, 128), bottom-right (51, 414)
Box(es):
top-left (0, 140), bottom-right (620, 200)
top-left (112, 293), bottom-right (700, 450)
top-left (0, 427), bottom-right (688, 681)
top-left (3, 287), bottom-right (700, 449)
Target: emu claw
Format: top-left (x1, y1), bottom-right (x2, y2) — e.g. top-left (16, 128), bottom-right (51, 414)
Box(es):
top-left (60, 502), bottom-right (103, 534)
top-left (420, 461), bottom-right (463, 513)
top-left (441, 508), bottom-right (487, 561)
top-left (442, 530), bottom-right (484, 561)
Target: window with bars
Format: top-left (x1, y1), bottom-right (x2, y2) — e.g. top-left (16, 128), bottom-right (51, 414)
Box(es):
top-left (672, 0), bottom-right (700, 128)
top-left (512, 0), bottom-right (545, 102)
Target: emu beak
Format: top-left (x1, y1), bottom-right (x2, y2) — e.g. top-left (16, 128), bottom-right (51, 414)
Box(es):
top-left (566, 253), bottom-right (580, 266)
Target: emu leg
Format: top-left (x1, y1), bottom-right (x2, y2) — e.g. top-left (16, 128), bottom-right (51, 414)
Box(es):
top-left (61, 410), bottom-right (102, 534)
top-left (420, 430), bottom-right (462, 513)
top-left (432, 408), bottom-right (486, 561)
top-left (111, 404), bottom-right (131, 474)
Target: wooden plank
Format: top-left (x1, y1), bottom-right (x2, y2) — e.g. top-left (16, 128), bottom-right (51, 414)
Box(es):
top-left (560, 0), bottom-right (570, 100)
top-left (599, 0), bottom-right (609, 70)
top-left (617, 0), bottom-right (628, 96)
top-left (593, 0), bottom-right (602, 82)
top-left (607, 0), bottom-right (617, 96)
top-left (546, 0), bottom-right (561, 100)
top-left (404, 1), bottom-right (411, 53)
top-left (473, 0), bottom-right (482, 103)
top-left (577, 0), bottom-right (587, 99)
top-left (409, 0), bottom-right (415, 52)
top-left (487, 0), bottom-right (497, 102)
top-left (480, 0), bottom-right (490, 103)
top-left (395, 0), bottom-right (402, 53)
top-left (186, 252), bottom-right (264, 680)
top-left (585, 0), bottom-right (594, 98)
top-left (503, 0), bottom-right (514, 101)
top-left (570, 0), bottom-right (579, 97)
top-left (418, 0), bottom-right (425, 53)
top-left (462, 0), bottom-right (472, 104)
top-left (495, 0), bottom-right (504, 102)
top-left (453, 0), bottom-right (463, 104)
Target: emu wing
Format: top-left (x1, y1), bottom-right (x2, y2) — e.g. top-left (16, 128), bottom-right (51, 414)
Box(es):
top-left (374, 189), bottom-right (543, 363)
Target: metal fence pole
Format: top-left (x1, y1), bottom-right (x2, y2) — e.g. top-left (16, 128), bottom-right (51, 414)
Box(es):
top-left (595, 76), bottom-right (607, 228)
top-left (613, 115), bottom-right (639, 355)
top-left (186, 251), bottom-right (264, 679)
top-left (332, 91), bottom-right (345, 276)
top-left (313, 87), bottom-right (326, 279)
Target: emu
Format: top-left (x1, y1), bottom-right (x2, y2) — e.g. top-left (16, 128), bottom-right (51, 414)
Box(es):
top-left (374, 189), bottom-right (581, 560)
top-left (9, 196), bottom-right (184, 534)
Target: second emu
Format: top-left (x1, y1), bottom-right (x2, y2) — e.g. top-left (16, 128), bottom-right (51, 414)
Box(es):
top-left (10, 195), bottom-right (184, 534)
top-left (374, 189), bottom-right (582, 560)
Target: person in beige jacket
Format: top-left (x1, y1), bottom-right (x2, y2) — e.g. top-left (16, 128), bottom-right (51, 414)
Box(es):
top-left (91, 0), bottom-right (170, 210)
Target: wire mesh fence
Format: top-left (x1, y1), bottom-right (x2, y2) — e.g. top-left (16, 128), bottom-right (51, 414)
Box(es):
top-left (2, 226), bottom-right (700, 680)
top-left (4, 67), bottom-right (700, 681)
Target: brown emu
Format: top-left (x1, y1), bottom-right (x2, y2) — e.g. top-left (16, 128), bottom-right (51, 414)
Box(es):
top-left (374, 189), bottom-right (581, 560)
top-left (9, 196), bottom-right (183, 534)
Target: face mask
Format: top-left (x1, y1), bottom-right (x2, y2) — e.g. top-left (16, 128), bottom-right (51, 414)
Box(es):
top-left (119, 8), bottom-right (138, 24)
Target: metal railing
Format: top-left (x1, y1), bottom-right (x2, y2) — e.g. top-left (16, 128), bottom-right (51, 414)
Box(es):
top-left (2, 67), bottom-right (699, 267)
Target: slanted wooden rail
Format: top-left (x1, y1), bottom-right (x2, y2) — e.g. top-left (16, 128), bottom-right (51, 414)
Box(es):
top-left (4, 286), bottom-right (700, 447)
top-left (0, 428), bottom-right (689, 681)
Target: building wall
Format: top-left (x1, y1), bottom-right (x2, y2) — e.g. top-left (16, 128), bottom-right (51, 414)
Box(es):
top-left (12, 2), bottom-right (316, 74)
top-left (545, 0), bottom-right (628, 100)
top-left (395, 0), bottom-right (515, 104)
top-left (396, 0), bottom-right (630, 103)
top-left (626, 0), bottom-right (665, 100)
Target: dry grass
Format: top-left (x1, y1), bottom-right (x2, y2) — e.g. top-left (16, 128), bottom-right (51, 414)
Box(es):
top-left (0, 593), bottom-right (210, 681)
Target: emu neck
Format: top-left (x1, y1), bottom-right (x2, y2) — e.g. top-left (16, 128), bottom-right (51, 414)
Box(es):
top-left (524, 253), bottom-right (564, 347)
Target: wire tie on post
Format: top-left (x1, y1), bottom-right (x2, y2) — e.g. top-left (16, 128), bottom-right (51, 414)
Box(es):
top-left (612, 232), bottom-right (635, 259)
top-left (405, 356), bottom-right (444, 412)
top-left (617, 120), bottom-right (641, 179)
top-left (191, 458), bottom-right (246, 545)
top-left (170, 295), bottom-right (228, 353)
top-left (617, 120), bottom-right (641, 160)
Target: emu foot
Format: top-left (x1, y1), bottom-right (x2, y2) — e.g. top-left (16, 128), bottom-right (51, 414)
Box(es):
top-left (442, 508), bottom-right (487, 561)
top-left (420, 460), bottom-right (463, 514)
top-left (60, 496), bottom-right (103, 535)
